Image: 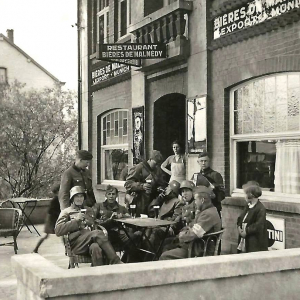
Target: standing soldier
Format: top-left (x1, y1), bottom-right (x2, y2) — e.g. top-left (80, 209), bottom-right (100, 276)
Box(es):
top-left (59, 150), bottom-right (96, 210)
top-left (191, 152), bottom-right (225, 217)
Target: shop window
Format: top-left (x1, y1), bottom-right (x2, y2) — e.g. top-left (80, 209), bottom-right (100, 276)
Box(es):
top-left (100, 109), bottom-right (128, 182)
top-left (118, 0), bottom-right (131, 39)
top-left (231, 73), bottom-right (300, 195)
top-left (97, 0), bottom-right (109, 44)
top-left (0, 68), bottom-right (7, 84)
top-left (144, 0), bottom-right (163, 16)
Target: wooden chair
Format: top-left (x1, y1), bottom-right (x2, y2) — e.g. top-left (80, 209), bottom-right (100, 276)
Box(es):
top-left (188, 229), bottom-right (225, 258)
top-left (63, 235), bottom-right (93, 268)
top-left (0, 208), bottom-right (23, 254)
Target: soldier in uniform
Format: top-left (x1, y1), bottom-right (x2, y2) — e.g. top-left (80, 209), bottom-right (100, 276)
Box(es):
top-left (160, 186), bottom-right (221, 260)
top-left (191, 152), bottom-right (225, 216)
top-left (124, 150), bottom-right (167, 217)
top-left (59, 150), bottom-right (96, 210)
top-left (55, 186), bottom-right (122, 266)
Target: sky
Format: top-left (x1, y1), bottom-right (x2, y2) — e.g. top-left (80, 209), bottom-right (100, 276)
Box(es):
top-left (0, 0), bottom-right (78, 90)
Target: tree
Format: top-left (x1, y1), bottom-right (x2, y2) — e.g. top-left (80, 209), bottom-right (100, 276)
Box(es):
top-left (0, 81), bottom-right (78, 199)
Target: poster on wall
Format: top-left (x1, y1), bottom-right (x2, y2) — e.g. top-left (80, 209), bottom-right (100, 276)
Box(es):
top-left (187, 96), bottom-right (207, 154)
top-left (266, 215), bottom-right (285, 250)
top-left (132, 106), bottom-right (144, 165)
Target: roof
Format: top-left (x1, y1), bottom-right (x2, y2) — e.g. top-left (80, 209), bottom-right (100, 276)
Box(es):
top-left (0, 33), bottom-right (65, 85)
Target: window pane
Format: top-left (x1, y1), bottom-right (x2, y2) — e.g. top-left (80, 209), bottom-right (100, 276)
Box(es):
top-left (120, 0), bottom-right (127, 37)
top-left (99, 14), bottom-right (105, 44)
top-left (115, 120), bottom-right (119, 136)
top-left (0, 68), bottom-right (6, 83)
top-left (144, 0), bottom-right (163, 16)
top-left (123, 118), bottom-right (128, 135)
top-left (104, 149), bottom-right (128, 180)
top-left (106, 12), bottom-right (109, 42)
top-left (236, 141), bottom-right (276, 190)
top-left (107, 121), bottom-right (110, 137)
top-left (233, 74), bottom-right (300, 135)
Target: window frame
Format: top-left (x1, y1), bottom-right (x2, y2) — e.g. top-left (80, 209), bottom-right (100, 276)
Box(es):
top-left (100, 109), bottom-right (129, 185)
top-left (118, 0), bottom-right (131, 39)
top-left (97, 3), bottom-right (110, 44)
top-left (229, 72), bottom-right (300, 201)
top-left (0, 67), bottom-right (7, 84)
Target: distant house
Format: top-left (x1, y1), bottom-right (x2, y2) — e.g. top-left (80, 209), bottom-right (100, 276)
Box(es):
top-left (0, 29), bottom-right (64, 89)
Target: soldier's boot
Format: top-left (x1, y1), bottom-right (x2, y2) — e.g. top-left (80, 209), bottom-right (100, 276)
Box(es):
top-left (101, 241), bottom-right (123, 264)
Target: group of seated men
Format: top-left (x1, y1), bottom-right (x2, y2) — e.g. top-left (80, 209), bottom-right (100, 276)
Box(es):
top-left (54, 178), bottom-right (222, 266)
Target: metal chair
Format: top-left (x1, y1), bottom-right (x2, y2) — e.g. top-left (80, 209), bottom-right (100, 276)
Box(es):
top-left (188, 229), bottom-right (225, 258)
top-left (0, 208), bottom-right (23, 254)
top-left (63, 235), bottom-right (93, 268)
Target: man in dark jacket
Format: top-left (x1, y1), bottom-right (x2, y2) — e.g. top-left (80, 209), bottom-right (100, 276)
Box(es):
top-left (160, 186), bottom-right (221, 260)
top-left (59, 150), bottom-right (96, 210)
top-left (124, 150), bottom-right (167, 217)
top-left (191, 152), bottom-right (225, 216)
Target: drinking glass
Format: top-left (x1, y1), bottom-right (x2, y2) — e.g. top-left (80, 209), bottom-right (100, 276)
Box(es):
top-left (153, 206), bottom-right (160, 220)
top-left (129, 204), bottom-right (137, 218)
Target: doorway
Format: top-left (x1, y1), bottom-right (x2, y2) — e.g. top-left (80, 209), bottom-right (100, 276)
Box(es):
top-left (153, 93), bottom-right (186, 159)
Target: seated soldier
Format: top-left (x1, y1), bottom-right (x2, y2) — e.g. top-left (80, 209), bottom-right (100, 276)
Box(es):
top-left (160, 186), bottom-right (221, 260)
top-left (143, 180), bottom-right (183, 260)
top-left (55, 186), bottom-right (123, 266)
top-left (161, 180), bottom-right (196, 252)
top-left (93, 185), bottom-right (131, 252)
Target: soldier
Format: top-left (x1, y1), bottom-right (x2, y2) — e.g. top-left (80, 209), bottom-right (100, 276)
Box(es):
top-left (59, 150), bottom-right (96, 210)
top-left (160, 186), bottom-right (221, 260)
top-left (55, 186), bottom-right (122, 266)
top-left (124, 150), bottom-right (167, 217)
top-left (191, 152), bottom-right (225, 216)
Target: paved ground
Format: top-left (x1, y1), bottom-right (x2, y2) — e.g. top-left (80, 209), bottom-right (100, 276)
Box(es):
top-left (0, 224), bottom-right (71, 300)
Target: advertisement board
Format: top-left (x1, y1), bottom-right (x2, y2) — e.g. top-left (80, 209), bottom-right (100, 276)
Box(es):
top-left (213, 0), bottom-right (300, 39)
top-left (266, 215), bottom-right (285, 250)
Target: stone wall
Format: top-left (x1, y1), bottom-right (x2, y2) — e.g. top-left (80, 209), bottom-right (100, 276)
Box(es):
top-left (12, 249), bottom-right (300, 300)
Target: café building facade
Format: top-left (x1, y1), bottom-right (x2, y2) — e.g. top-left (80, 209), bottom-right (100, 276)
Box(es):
top-left (78, 0), bottom-right (300, 253)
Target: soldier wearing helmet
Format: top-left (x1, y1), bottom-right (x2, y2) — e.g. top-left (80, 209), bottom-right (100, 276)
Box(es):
top-left (160, 186), bottom-right (221, 260)
top-left (141, 180), bottom-right (185, 261)
top-left (55, 186), bottom-right (123, 266)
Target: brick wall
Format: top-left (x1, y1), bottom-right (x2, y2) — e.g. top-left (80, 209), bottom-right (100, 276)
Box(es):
top-left (91, 79), bottom-right (132, 200)
top-left (222, 197), bottom-right (300, 254)
top-left (209, 20), bottom-right (300, 194)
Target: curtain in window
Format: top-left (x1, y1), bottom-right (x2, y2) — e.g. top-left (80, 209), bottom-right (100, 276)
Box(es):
top-left (105, 150), bottom-right (114, 180)
top-left (274, 140), bottom-right (300, 194)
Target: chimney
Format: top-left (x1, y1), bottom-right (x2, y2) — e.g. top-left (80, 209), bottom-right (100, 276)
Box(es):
top-left (6, 29), bottom-right (14, 43)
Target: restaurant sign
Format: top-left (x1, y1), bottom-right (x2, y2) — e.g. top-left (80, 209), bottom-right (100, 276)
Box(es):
top-left (97, 43), bottom-right (167, 60)
top-left (91, 62), bottom-right (130, 87)
top-left (213, 0), bottom-right (300, 39)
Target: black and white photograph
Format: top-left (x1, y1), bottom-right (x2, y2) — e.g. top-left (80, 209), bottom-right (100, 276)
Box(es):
top-left (1, 0), bottom-right (300, 299)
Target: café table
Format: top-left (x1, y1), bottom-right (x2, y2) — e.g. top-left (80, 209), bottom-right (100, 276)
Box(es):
top-left (6, 198), bottom-right (40, 236)
top-left (114, 217), bottom-right (176, 261)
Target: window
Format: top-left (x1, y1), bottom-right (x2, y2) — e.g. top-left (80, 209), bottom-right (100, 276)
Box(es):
top-left (0, 68), bottom-right (7, 83)
top-left (231, 73), bottom-right (300, 196)
top-left (101, 109), bottom-right (128, 182)
top-left (144, 0), bottom-right (163, 16)
top-left (97, 0), bottom-right (109, 44)
top-left (118, 0), bottom-right (131, 39)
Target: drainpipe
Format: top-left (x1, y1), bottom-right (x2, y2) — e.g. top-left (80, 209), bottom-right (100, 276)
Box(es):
top-left (77, 0), bottom-right (82, 150)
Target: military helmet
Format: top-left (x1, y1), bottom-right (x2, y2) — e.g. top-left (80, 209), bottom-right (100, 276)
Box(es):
top-left (70, 186), bottom-right (86, 200)
top-left (179, 180), bottom-right (195, 193)
top-left (167, 180), bottom-right (181, 195)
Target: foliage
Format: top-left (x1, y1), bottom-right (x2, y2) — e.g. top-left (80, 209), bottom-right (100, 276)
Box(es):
top-left (0, 81), bottom-right (78, 199)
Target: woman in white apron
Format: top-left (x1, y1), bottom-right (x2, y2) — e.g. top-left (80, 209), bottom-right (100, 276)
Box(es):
top-left (161, 140), bottom-right (186, 183)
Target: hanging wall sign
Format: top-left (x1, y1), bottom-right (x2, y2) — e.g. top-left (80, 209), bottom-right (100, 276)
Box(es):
top-left (132, 106), bottom-right (144, 165)
top-left (91, 62), bottom-right (131, 87)
top-left (187, 96), bottom-right (207, 154)
top-left (213, 0), bottom-right (300, 39)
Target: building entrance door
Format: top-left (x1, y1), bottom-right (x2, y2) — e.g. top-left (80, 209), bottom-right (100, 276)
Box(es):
top-left (153, 93), bottom-right (186, 160)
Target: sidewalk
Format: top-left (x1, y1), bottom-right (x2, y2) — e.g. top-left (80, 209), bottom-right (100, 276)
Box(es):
top-left (0, 224), bottom-right (69, 300)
